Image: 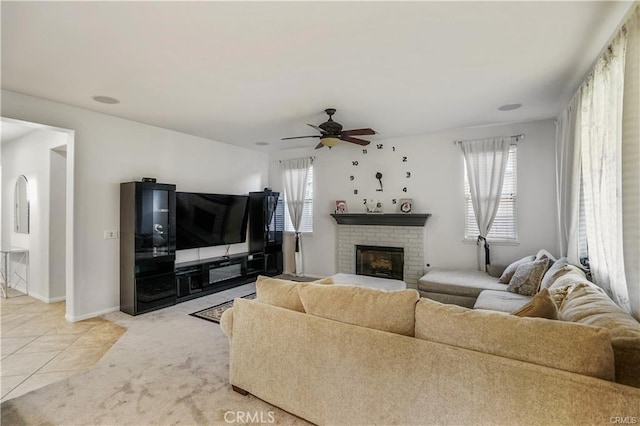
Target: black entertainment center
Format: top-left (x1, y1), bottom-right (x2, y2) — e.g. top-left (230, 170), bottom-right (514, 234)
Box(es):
top-left (120, 182), bottom-right (283, 315)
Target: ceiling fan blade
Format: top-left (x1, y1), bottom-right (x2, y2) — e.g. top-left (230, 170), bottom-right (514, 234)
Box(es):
top-left (341, 128), bottom-right (376, 136)
top-left (307, 123), bottom-right (326, 134)
top-left (281, 135), bottom-right (321, 140)
top-left (341, 136), bottom-right (371, 146)
top-left (314, 142), bottom-right (325, 150)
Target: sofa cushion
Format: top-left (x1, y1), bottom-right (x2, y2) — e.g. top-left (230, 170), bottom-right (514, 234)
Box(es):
top-left (418, 268), bottom-right (507, 298)
top-left (473, 290), bottom-right (531, 312)
top-left (559, 282), bottom-right (640, 388)
top-left (298, 284), bottom-right (419, 337)
top-left (540, 257), bottom-right (573, 290)
top-left (507, 258), bottom-right (549, 296)
top-left (512, 288), bottom-right (559, 320)
top-left (255, 275), bottom-right (333, 312)
top-left (499, 255), bottom-right (536, 284)
top-left (415, 298), bottom-right (615, 381)
top-left (548, 284), bottom-right (579, 309)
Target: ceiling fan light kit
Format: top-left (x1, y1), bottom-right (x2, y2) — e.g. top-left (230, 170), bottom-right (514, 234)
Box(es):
top-left (283, 108), bottom-right (377, 149)
top-left (321, 137), bottom-right (341, 148)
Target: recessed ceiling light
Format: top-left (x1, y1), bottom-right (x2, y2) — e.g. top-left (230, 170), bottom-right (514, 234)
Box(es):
top-left (255, 141), bottom-right (269, 146)
top-left (93, 96), bottom-right (120, 104)
top-left (498, 103), bottom-right (522, 111)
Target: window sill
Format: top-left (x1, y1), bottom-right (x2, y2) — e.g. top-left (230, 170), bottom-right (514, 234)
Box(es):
top-left (285, 231), bottom-right (314, 236)
top-left (462, 239), bottom-right (519, 246)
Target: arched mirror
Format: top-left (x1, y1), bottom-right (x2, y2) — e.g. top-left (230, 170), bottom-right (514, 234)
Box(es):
top-left (15, 175), bottom-right (30, 234)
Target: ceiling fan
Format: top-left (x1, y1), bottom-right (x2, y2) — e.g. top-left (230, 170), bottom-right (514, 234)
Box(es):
top-left (282, 108), bottom-right (376, 149)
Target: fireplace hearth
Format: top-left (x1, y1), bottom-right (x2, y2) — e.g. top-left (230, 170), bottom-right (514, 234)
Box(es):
top-left (355, 245), bottom-right (404, 281)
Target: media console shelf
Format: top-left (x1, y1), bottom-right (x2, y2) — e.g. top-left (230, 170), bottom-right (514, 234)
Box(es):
top-left (175, 252), bottom-right (263, 302)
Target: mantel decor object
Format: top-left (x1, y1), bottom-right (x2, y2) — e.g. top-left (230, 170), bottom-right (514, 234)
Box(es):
top-left (365, 199), bottom-right (383, 214)
top-left (335, 200), bottom-right (347, 214)
top-left (399, 198), bottom-right (412, 214)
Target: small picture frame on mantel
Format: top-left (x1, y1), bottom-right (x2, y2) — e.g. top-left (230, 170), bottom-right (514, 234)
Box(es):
top-left (335, 200), bottom-right (348, 214)
top-left (399, 198), bottom-right (412, 214)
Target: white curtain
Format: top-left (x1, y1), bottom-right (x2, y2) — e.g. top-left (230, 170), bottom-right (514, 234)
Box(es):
top-left (460, 138), bottom-right (511, 272)
top-left (622, 6), bottom-right (640, 320)
top-left (281, 157), bottom-right (312, 276)
top-left (555, 93), bottom-right (583, 266)
top-left (579, 28), bottom-right (631, 313)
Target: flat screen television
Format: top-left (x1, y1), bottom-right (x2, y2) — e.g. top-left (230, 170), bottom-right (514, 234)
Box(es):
top-left (176, 192), bottom-right (250, 250)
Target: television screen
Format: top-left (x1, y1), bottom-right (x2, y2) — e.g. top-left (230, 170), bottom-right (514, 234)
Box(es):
top-left (176, 192), bottom-right (249, 250)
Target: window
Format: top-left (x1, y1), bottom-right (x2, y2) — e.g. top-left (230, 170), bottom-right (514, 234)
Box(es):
top-left (284, 165), bottom-right (313, 233)
top-left (464, 145), bottom-right (517, 242)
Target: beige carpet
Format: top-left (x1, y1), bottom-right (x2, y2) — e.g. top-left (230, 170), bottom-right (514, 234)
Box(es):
top-left (1, 282), bottom-right (311, 425)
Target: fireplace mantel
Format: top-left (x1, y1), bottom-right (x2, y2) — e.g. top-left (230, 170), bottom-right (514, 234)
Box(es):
top-left (330, 213), bottom-right (431, 227)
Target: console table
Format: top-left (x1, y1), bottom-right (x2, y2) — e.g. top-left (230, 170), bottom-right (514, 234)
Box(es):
top-left (1, 248), bottom-right (29, 298)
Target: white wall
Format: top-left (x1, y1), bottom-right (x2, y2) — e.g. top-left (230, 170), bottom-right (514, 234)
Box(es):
top-left (49, 148), bottom-right (67, 300)
top-left (1, 129), bottom-right (68, 300)
top-left (269, 119), bottom-right (558, 277)
top-left (1, 90), bottom-right (269, 320)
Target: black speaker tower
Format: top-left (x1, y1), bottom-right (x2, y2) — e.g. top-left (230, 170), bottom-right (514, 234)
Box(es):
top-left (249, 189), bottom-right (284, 276)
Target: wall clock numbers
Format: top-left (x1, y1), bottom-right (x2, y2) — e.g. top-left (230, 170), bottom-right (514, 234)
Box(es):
top-left (346, 144), bottom-right (411, 208)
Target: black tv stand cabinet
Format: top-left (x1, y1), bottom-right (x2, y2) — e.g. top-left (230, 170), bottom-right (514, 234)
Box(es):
top-left (175, 252), bottom-right (263, 302)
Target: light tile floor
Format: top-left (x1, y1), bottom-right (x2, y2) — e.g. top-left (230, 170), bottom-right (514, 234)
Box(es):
top-left (0, 291), bottom-right (126, 401)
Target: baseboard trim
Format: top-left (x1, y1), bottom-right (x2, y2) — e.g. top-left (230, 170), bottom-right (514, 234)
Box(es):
top-left (27, 292), bottom-right (66, 304)
top-left (65, 306), bottom-right (120, 323)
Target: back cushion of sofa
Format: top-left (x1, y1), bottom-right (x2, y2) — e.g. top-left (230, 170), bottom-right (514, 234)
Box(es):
top-left (298, 285), bottom-right (419, 336)
top-left (414, 298), bottom-right (615, 381)
top-left (559, 282), bottom-right (640, 388)
top-left (547, 267), bottom-right (588, 290)
top-left (255, 276), bottom-right (334, 312)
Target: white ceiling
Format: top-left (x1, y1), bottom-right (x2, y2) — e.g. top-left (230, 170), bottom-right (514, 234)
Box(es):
top-left (1, 1), bottom-right (634, 152)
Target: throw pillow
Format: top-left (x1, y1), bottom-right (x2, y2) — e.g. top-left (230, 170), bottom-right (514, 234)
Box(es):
top-left (255, 275), bottom-right (334, 312)
top-left (506, 258), bottom-right (549, 296)
top-left (535, 248), bottom-right (557, 263)
top-left (498, 255), bottom-right (535, 284)
top-left (298, 284), bottom-right (420, 336)
top-left (512, 288), bottom-right (559, 319)
top-left (535, 248), bottom-right (556, 272)
top-left (539, 257), bottom-right (571, 290)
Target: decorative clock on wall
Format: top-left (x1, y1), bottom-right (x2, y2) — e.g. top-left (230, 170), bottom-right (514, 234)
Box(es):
top-left (347, 143), bottom-right (412, 212)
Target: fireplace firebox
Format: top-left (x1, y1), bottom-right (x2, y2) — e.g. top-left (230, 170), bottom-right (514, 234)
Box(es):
top-left (355, 245), bottom-right (404, 281)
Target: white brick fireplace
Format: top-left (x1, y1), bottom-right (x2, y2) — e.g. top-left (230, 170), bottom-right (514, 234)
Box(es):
top-left (332, 214), bottom-right (430, 287)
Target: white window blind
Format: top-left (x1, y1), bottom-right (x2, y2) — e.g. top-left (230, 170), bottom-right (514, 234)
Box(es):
top-left (284, 165), bottom-right (313, 233)
top-left (464, 145), bottom-right (518, 242)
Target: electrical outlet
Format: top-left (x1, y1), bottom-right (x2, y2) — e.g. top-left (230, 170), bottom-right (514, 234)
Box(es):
top-left (104, 230), bottom-right (118, 239)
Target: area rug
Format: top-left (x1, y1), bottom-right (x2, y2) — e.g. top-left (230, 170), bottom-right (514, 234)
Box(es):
top-left (190, 292), bottom-right (256, 323)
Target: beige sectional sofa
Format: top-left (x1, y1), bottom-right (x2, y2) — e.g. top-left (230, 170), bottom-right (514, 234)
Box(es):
top-left (221, 276), bottom-right (640, 425)
top-left (419, 253), bottom-right (640, 389)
